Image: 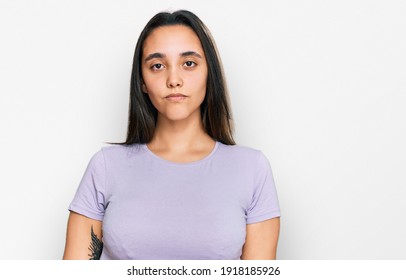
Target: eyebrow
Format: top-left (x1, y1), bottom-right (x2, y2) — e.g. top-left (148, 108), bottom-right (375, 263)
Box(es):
top-left (144, 51), bottom-right (202, 62)
top-left (181, 51), bottom-right (202, 59)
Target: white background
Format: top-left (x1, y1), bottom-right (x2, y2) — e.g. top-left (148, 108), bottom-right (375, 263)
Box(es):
top-left (0, 0), bottom-right (405, 259)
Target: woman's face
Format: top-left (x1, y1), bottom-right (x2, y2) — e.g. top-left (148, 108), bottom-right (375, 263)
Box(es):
top-left (141, 25), bottom-right (208, 122)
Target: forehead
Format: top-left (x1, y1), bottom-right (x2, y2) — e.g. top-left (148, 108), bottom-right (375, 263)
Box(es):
top-left (142, 25), bottom-right (204, 56)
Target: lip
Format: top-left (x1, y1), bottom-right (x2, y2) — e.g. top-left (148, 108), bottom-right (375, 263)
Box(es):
top-left (165, 93), bottom-right (187, 101)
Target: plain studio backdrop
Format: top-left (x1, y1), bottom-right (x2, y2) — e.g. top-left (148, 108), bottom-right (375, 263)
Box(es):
top-left (0, 0), bottom-right (405, 260)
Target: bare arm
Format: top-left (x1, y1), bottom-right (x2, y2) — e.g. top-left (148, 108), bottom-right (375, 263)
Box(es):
top-left (63, 211), bottom-right (103, 260)
top-left (241, 217), bottom-right (280, 260)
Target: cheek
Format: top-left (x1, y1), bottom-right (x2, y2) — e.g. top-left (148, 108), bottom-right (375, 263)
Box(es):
top-left (190, 71), bottom-right (208, 93)
top-left (142, 73), bottom-right (163, 95)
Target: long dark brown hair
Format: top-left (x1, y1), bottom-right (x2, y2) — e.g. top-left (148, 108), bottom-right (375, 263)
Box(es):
top-left (108, 10), bottom-right (235, 146)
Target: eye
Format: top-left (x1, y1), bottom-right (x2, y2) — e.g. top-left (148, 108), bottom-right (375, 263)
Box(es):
top-left (184, 61), bottom-right (196, 67)
top-left (151, 63), bottom-right (164, 71)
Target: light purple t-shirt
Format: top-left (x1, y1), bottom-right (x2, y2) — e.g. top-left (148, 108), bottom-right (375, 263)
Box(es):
top-left (68, 141), bottom-right (281, 260)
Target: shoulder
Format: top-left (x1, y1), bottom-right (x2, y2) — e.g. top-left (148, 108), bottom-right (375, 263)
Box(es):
top-left (216, 142), bottom-right (271, 172)
top-left (217, 142), bottom-right (266, 162)
top-left (99, 143), bottom-right (145, 158)
top-left (83, 144), bottom-right (146, 168)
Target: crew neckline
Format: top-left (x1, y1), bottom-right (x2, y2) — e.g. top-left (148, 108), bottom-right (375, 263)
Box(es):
top-left (142, 141), bottom-right (220, 166)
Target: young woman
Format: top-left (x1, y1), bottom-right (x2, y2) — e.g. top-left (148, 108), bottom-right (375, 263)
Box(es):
top-left (63, 10), bottom-right (280, 260)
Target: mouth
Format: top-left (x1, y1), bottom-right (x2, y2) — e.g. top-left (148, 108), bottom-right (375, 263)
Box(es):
top-left (165, 93), bottom-right (188, 102)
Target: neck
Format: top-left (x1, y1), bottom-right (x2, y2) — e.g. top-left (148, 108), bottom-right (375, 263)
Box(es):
top-left (149, 111), bottom-right (213, 152)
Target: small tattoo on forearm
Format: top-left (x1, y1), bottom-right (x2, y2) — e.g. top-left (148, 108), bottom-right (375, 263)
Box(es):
top-left (88, 225), bottom-right (103, 260)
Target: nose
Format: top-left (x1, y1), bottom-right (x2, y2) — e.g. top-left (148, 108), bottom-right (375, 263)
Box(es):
top-left (166, 67), bottom-right (183, 88)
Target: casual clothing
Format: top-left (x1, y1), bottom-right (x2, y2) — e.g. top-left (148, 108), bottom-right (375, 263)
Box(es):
top-left (68, 141), bottom-right (281, 259)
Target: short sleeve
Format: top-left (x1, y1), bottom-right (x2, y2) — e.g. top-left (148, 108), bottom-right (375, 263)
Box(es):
top-left (246, 151), bottom-right (281, 224)
top-left (68, 149), bottom-right (107, 221)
